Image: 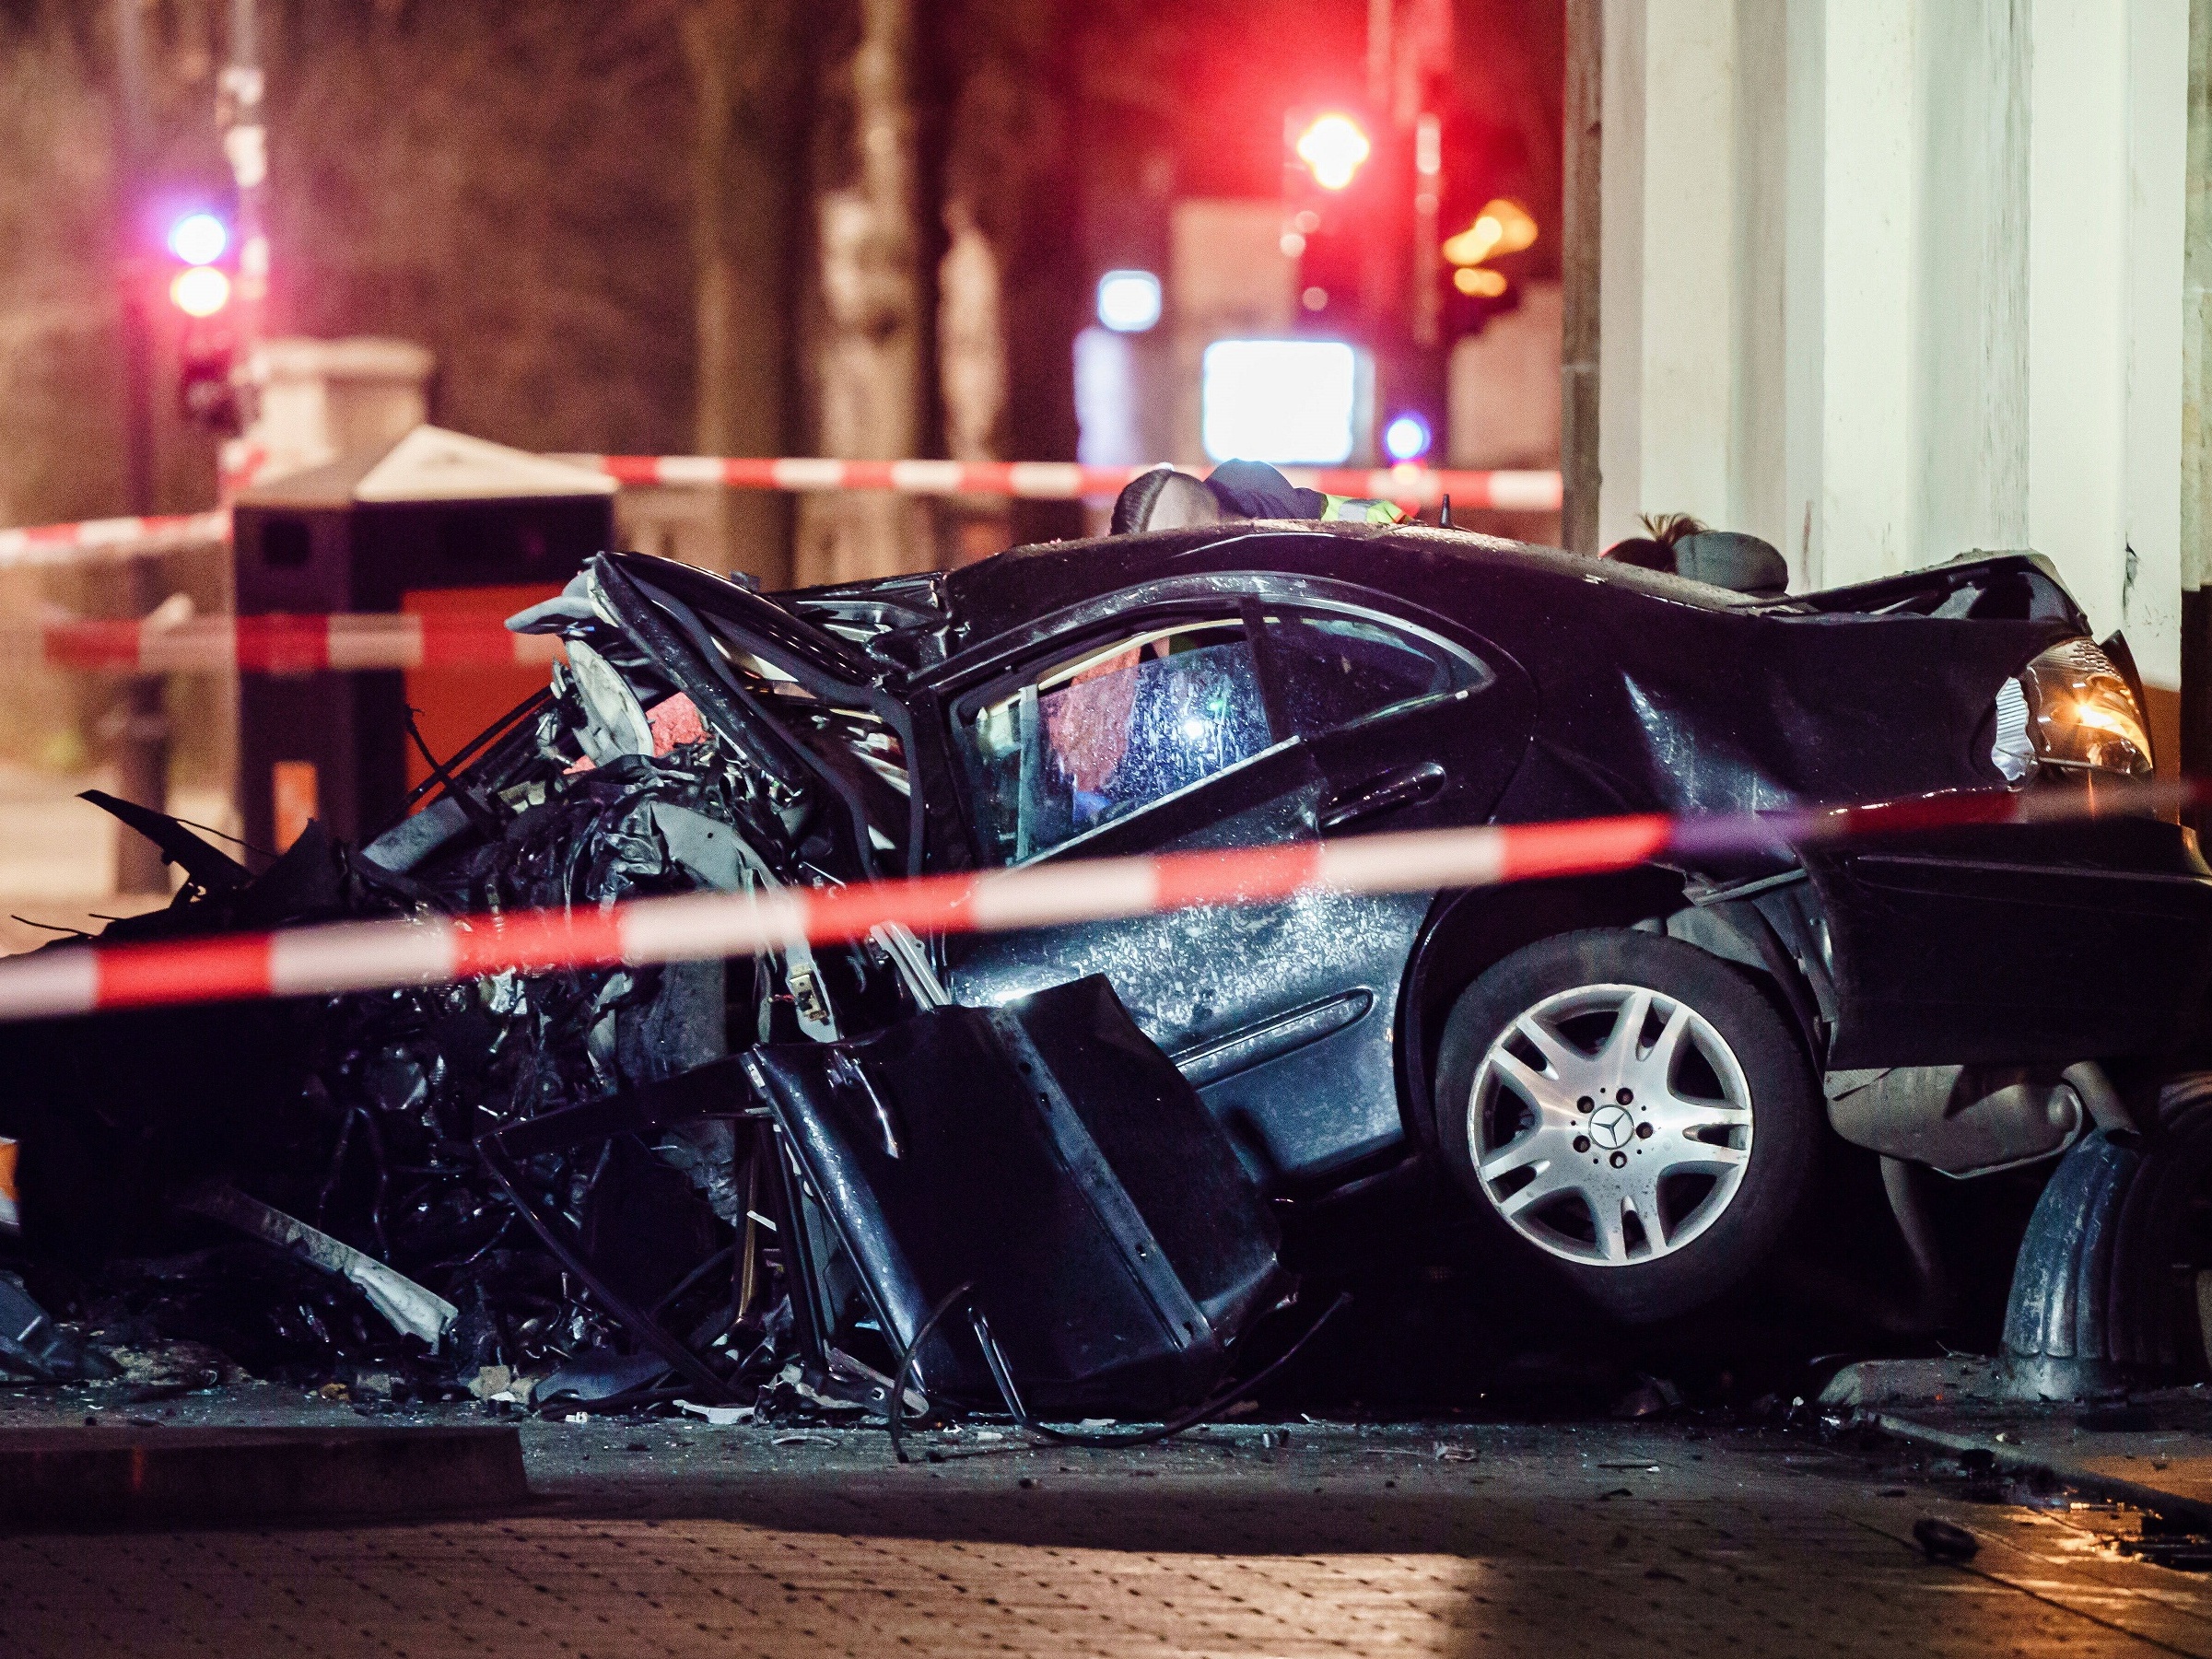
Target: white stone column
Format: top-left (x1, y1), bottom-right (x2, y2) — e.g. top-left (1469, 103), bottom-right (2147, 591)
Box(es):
top-left (1598, 0), bottom-right (1650, 541)
top-left (1782, 0), bottom-right (1827, 588)
top-left (1597, 0), bottom-right (2186, 684)
top-left (1814, 0), bottom-right (1917, 589)
top-left (1635, 0), bottom-right (1738, 528)
top-left (2123, 0), bottom-right (2189, 696)
top-left (2028, 0), bottom-right (2132, 633)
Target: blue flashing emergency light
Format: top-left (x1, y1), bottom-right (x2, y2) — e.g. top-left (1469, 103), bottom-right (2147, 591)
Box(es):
top-left (168, 211), bottom-right (228, 267)
top-left (1384, 413), bottom-right (1433, 463)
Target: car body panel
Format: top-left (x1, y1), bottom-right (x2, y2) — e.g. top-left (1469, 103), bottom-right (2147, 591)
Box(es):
top-left (712, 532), bottom-right (2212, 1180)
top-left (1808, 819), bottom-right (2212, 1067)
top-left (919, 564), bottom-right (1537, 1183)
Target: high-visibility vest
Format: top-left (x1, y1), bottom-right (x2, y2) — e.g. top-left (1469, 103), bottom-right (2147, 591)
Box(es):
top-left (1319, 496), bottom-right (1409, 524)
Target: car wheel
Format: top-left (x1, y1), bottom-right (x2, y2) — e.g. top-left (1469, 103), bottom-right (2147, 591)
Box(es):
top-left (1433, 929), bottom-right (1819, 1323)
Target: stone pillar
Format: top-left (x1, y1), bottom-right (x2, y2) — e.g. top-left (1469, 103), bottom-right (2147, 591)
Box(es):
top-left (2178, 0), bottom-right (2212, 781)
top-left (1598, 0), bottom-right (2188, 718)
top-left (245, 337), bottom-right (433, 485)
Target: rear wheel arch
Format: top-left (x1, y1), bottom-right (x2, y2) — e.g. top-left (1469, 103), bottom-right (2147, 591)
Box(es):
top-left (1396, 871), bottom-right (1823, 1161)
top-left (1398, 870), bottom-right (1684, 1160)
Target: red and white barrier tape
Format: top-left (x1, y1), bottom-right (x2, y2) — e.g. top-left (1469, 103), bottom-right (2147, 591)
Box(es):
top-left (565, 456), bottom-right (1564, 512)
top-left (0, 509), bottom-right (231, 569)
top-left (0, 777), bottom-right (2193, 1024)
top-left (0, 460), bottom-right (1561, 569)
top-left (40, 613), bottom-right (562, 674)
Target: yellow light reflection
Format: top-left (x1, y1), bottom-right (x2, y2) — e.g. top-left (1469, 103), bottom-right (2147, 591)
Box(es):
top-left (1453, 266), bottom-right (1508, 298)
top-left (1443, 199), bottom-right (1539, 267)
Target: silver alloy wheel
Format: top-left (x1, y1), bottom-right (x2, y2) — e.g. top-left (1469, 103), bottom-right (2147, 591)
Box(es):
top-left (1467, 981), bottom-right (1753, 1266)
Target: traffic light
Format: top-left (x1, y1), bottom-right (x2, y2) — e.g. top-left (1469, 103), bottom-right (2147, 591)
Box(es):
top-left (167, 210), bottom-right (228, 266)
top-left (163, 208), bottom-right (240, 432)
top-left (170, 264), bottom-right (231, 319)
top-left (1282, 109), bottom-right (1393, 331)
top-left (1293, 114), bottom-right (1371, 193)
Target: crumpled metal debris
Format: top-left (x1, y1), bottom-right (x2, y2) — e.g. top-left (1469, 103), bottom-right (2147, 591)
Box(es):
top-left (1609, 1374), bottom-right (1684, 1420)
top-left (0, 552), bottom-right (1303, 1432)
top-left (748, 974), bottom-right (1287, 1420)
top-left (0, 1272), bottom-right (97, 1382)
top-left (533, 1349), bottom-right (673, 1408)
top-left (177, 1184), bottom-right (457, 1346)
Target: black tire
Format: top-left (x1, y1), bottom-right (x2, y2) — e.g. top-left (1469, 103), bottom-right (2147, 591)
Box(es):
top-left (1433, 928), bottom-right (1819, 1323)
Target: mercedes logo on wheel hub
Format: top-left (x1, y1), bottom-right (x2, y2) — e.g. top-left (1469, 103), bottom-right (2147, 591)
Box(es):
top-left (1588, 1104), bottom-right (1635, 1151)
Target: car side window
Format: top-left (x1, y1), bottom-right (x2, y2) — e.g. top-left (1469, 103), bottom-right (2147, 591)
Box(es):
top-left (1262, 612), bottom-right (1483, 738)
top-left (956, 619), bottom-right (1274, 864)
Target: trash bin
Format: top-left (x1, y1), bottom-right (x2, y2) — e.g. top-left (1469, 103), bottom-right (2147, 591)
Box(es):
top-left (231, 425), bottom-right (615, 852)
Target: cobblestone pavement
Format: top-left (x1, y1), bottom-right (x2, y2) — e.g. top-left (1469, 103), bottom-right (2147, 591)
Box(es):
top-left (6, 1386), bottom-right (2212, 1657)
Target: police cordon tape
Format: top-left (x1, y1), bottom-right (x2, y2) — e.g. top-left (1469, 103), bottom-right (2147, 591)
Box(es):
top-left (38, 613), bottom-right (563, 673)
top-left (0, 776), bottom-right (2194, 1024)
top-left (0, 509), bottom-right (232, 570)
top-left (0, 461), bottom-right (1562, 569)
top-left (563, 456), bottom-right (1564, 512)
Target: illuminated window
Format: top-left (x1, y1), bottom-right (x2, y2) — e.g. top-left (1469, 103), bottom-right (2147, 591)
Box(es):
top-left (1200, 339), bottom-right (1360, 465)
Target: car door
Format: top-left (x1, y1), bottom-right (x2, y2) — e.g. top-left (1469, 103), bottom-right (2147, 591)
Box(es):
top-left (1256, 604), bottom-right (1533, 839)
top-left (932, 583), bottom-right (1528, 1188)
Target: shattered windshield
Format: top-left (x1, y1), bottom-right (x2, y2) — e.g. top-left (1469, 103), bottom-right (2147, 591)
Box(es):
top-left (957, 620), bottom-right (1274, 862)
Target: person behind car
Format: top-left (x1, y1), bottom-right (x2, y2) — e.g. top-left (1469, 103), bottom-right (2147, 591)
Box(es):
top-left (1599, 511), bottom-right (1707, 575)
top-left (1201, 459), bottom-right (1410, 525)
top-left (1111, 460), bottom-right (1407, 534)
top-left (1600, 514), bottom-right (1791, 596)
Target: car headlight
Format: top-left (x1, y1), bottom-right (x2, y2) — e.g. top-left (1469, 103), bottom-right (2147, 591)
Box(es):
top-left (1991, 638), bottom-right (2153, 783)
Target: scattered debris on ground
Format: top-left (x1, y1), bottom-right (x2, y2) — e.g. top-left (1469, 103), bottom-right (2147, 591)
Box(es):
top-left (1911, 1515), bottom-right (1980, 1562)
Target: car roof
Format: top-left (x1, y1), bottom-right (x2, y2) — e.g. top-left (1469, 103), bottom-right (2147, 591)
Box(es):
top-left (924, 520), bottom-right (1763, 642)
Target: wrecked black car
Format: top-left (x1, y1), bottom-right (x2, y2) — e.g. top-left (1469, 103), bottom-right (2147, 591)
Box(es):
top-left (708, 519), bottom-right (2198, 1326)
top-left (4, 508), bottom-right (2206, 1417)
